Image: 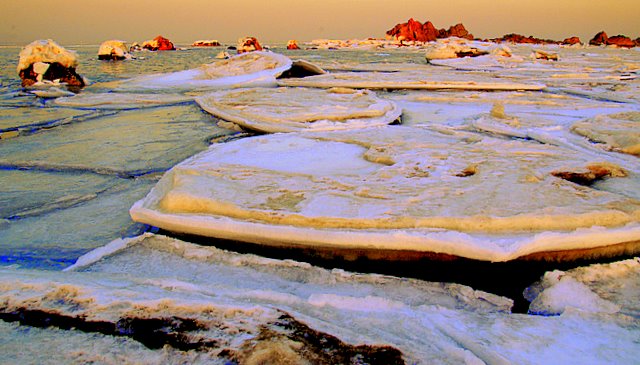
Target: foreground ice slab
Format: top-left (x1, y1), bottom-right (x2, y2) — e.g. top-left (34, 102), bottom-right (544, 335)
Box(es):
top-left (131, 126), bottom-right (640, 262)
top-left (277, 71), bottom-right (546, 91)
top-left (2, 234), bottom-right (639, 364)
top-left (196, 87), bottom-right (400, 133)
top-left (114, 51), bottom-right (292, 92)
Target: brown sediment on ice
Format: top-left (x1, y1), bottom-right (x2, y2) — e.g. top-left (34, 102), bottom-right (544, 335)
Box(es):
top-left (0, 308), bottom-right (404, 364)
top-left (237, 314), bottom-right (404, 365)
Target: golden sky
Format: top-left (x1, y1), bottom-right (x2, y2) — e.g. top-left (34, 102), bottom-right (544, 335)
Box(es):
top-left (2, 0), bottom-right (639, 45)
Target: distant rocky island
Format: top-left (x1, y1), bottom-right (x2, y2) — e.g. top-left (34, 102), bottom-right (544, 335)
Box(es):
top-left (386, 18), bottom-right (640, 48)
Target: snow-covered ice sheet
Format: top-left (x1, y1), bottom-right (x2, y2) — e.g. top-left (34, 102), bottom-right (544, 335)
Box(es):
top-left (196, 87), bottom-right (400, 133)
top-left (131, 126), bottom-right (640, 262)
top-left (112, 51), bottom-right (292, 92)
top-left (1, 234), bottom-right (638, 364)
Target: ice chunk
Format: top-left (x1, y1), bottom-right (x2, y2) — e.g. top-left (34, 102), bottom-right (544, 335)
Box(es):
top-left (527, 271), bottom-right (621, 315)
top-left (195, 87), bottom-right (400, 133)
top-left (131, 126), bottom-right (640, 262)
top-left (526, 258), bottom-right (640, 317)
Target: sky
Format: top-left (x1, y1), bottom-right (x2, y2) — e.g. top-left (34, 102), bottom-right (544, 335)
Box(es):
top-left (1, 0), bottom-right (639, 45)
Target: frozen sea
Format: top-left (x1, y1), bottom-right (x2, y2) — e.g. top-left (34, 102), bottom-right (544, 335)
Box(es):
top-left (0, 42), bottom-right (639, 364)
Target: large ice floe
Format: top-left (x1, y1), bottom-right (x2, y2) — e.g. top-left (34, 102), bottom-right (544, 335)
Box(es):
top-left (277, 70), bottom-right (546, 91)
top-left (131, 125), bottom-right (640, 262)
top-left (113, 51), bottom-right (292, 92)
top-left (1, 234), bottom-right (638, 364)
top-left (195, 87), bottom-right (401, 133)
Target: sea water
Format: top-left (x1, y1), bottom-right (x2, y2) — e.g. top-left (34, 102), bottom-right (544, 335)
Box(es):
top-left (0, 42), bottom-right (639, 364)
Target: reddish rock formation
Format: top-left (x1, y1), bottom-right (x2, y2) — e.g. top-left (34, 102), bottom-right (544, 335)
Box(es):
top-left (492, 33), bottom-right (557, 45)
top-left (286, 40), bottom-right (300, 50)
top-left (192, 40), bottom-right (221, 47)
top-left (606, 35), bottom-right (636, 48)
top-left (237, 37), bottom-right (263, 53)
top-left (589, 31), bottom-right (636, 48)
top-left (561, 36), bottom-right (581, 45)
top-left (444, 23), bottom-right (474, 40)
top-left (385, 18), bottom-right (438, 42)
top-left (636, 38), bottom-right (640, 47)
top-left (589, 31), bottom-right (608, 46)
top-left (142, 36), bottom-right (175, 51)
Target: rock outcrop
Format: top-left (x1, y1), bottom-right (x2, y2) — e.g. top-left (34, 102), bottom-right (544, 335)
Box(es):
top-left (142, 35), bottom-right (175, 51)
top-left (237, 37), bottom-right (263, 53)
top-left (286, 40), bottom-right (300, 50)
top-left (492, 33), bottom-right (557, 45)
top-left (589, 31), bottom-right (609, 46)
top-left (98, 40), bottom-right (132, 60)
top-left (17, 39), bottom-right (85, 88)
top-left (589, 31), bottom-right (636, 48)
top-left (386, 19), bottom-right (475, 43)
top-left (606, 35), bottom-right (636, 48)
top-left (192, 40), bottom-right (221, 47)
top-left (561, 36), bottom-right (581, 45)
top-left (385, 18), bottom-right (439, 42)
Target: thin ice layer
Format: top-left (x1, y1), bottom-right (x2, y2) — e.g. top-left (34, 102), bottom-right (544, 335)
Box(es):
top-left (196, 87), bottom-right (400, 133)
top-left (0, 104), bottom-right (229, 175)
top-left (131, 126), bottom-right (640, 261)
top-left (54, 92), bottom-right (191, 109)
top-left (114, 51), bottom-right (292, 92)
top-left (277, 71), bottom-right (545, 90)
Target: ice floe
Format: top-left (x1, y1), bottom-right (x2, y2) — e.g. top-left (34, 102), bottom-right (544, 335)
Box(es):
top-left (131, 126), bottom-right (640, 262)
top-left (195, 87), bottom-right (400, 133)
top-left (54, 92), bottom-right (191, 109)
top-left (278, 71), bottom-right (546, 90)
top-left (114, 51), bottom-right (292, 92)
top-left (571, 111), bottom-right (640, 156)
top-left (1, 234), bottom-right (638, 364)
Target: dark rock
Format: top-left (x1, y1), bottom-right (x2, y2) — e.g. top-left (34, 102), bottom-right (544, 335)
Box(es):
top-left (589, 31), bottom-right (608, 46)
top-left (561, 36), bottom-right (581, 45)
top-left (606, 35), bottom-right (636, 48)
